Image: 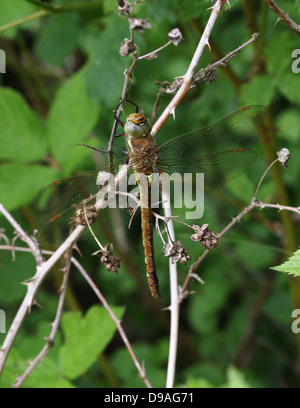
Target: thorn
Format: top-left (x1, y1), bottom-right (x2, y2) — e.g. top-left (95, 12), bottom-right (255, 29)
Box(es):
top-left (274, 17), bottom-right (281, 27)
top-left (206, 40), bottom-right (211, 51)
top-left (189, 273), bottom-right (205, 284)
top-left (32, 299), bottom-right (43, 310)
top-left (170, 106), bottom-right (176, 119)
top-left (73, 244), bottom-right (83, 258)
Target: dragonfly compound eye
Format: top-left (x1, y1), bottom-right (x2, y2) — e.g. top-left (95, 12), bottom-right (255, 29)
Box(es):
top-left (125, 113), bottom-right (152, 138)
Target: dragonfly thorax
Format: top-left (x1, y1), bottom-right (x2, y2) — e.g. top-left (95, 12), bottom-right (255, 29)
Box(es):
top-left (124, 112), bottom-right (152, 138)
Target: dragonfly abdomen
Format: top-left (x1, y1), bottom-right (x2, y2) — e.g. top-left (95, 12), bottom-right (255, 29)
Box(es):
top-left (140, 180), bottom-right (160, 298)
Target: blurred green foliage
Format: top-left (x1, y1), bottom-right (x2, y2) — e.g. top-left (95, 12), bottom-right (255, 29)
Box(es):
top-left (0, 0), bottom-right (300, 388)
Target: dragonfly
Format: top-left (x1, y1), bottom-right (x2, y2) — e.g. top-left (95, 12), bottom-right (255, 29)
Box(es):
top-left (36, 104), bottom-right (265, 298)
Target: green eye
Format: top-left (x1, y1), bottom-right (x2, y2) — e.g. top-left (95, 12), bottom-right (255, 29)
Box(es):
top-left (125, 118), bottom-right (151, 138)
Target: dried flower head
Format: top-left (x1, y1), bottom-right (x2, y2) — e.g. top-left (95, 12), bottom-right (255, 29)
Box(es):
top-left (277, 148), bottom-right (290, 169)
top-left (129, 18), bottom-right (152, 32)
top-left (163, 240), bottom-right (192, 265)
top-left (74, 205), bottom-right (97, 227)
top-left (168, 28), bottom-right (183, 46)
top-left (118, 0), bottom-right (133, 17)
top-left (93, 244), bottom-right (120, 274)
top-left (119, 38), bottom-right (136, 57)
top-left (190, 224), bottom-right (219, 250)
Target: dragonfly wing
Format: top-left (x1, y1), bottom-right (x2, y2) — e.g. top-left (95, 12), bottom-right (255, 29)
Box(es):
top-left (157, 147), bottom-right (258, 183)
top-left (37, 206), bottom-right (133, 246)
top-left (34, 156), bottom-right (136, 246)
top-left (158, 105), bottom-right (265, 158)
top-left (156, 105), bottom-right (265, 183)
top-left (35, 157), bottom-right (130, 212)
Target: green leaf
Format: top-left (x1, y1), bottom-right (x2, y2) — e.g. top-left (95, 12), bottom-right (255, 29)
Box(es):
top-left (173, 0), bottom-right (212, 20)
top-left (0, 163), bottom-right (59, 211)
top-left (83, 15), bottom-right (127, 107)
top-left (226, 173), bottom-right (256, 204)
top-left (0, 88), bottom-right (46, 161)
top-left (34, 14), bottom-right (81, 67)
top-left (272, 248), bottom-right (300, 277)
top-left (276, 108), bottom-right (300, 143)
top-left (222, 366), bottom-right (250, 388)
top-left (265, 31), bottom-right (294, 76)
top-left (239, 74), bottom-right (276, 107)
top-left (60, 305), bottom-right (125, 379)
top-left (183, 378), bottom-right (215, 388)
top-left (277, 70), bottom-right (300, 105)
top-left (4, 352), bottom-right (75, 388)
top-left (46, 73), bottom-right (100, 175)
top-left (0, 251), bottom-right (35, 305)
top-left (0, 0), bottom-right (37, 38)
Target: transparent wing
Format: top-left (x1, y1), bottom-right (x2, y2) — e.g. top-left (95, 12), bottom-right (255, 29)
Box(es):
top-left (156, 105), bottom-right (265, 182)
top-left (35, 157), bottom-right (138, 246)
top-left (35, 157), bottom-right (132, 213)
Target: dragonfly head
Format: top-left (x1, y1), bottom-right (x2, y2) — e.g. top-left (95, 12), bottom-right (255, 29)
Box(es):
top-left (124, 113), bottom-right (152, 138)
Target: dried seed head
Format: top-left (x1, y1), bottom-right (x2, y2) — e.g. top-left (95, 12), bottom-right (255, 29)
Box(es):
top-left (74, 205), bottom-right (97, 226)
top-left (129, 18), bottom-right (152, 32)
top-left (156, 78), bottom-right (183, 94)
top-left (163, 240), bottom-right (192, 265)
top-left (119, 38), bottom-right (136, 57)
top-left (168, 28), bottom-right (183, 46)
top-left (190, 224), bottom-right (219, 250)
top-left (118, 0), bottom-right (133, 17)
top-left (93, 244), bottom-right (120, 274)
top-left (277, 148), bottom-right (290, 169)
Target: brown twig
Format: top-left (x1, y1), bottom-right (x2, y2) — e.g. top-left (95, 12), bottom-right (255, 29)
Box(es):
top-left (157, 0), bottom-right (229, 389)
top-left (180, 151), bottom-right (298, 299)
top-left (150, 0), bottom-right (229, 137)
top-left (13, 252), bottom-right (71, 388)
top-left (71, 257), bottom-right (153, 388)
top-left (0, 203), bottom-right (43, 265)
top-left (0, 239), bottom-right (152, 387)
top-left (261, 0), bottom-right (300, 36)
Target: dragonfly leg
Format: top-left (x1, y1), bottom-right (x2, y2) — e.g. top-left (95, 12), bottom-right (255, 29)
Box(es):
top-left (76, 143), bottom-right (125, 161)
top-left (113, 96), bottom-right (139, 127)
top-left (113, 143), bottom-right (128, 157)
top-left (114, 132), bottom-right (126, 138)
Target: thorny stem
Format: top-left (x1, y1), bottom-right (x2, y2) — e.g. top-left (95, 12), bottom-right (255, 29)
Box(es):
top-left (0, 203), bottom-right (43, 265)
top-left (0, 165), bottom-right (130, 376)
top-left (253, 158), bottom-right (279, 199)
top-left (109, 56), bottom-right (138, 152)
top-left (151, 0), bottom-right (229, 137)
top-left (13, 252), bottom-right (72, 388)
top-left (261, 0), bottom-right (300, 36)
top-left (152, 0), bottom-right (229, 389)
top-left (0, 242), bottom-right (152, 388)
top-left (83, 206), bottom-right (104, 250)
top-left (138, 41), bottom-right (173, 61)
top-left (0, 223), bottom-right (86, 376)
top-left (180, 159), bottom-right (300, 299)
top-left (71, 257), bottom-right (153, 388)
